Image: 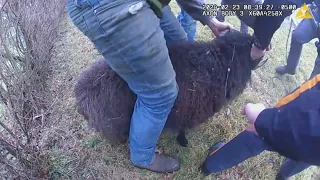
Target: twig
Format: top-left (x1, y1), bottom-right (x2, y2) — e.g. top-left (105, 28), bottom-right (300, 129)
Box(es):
top-left (0, 0), bottom-right (8, 12)
top-left (225, 46), bottom-right (235, 97)
top-left (90, 168), bottom-right (97, 180)
top-left (93, 72), bottom-right (107, 84)
top-left (0, 120), bottom-right (25, 149)
top-left (0, 138), bottom-right (18, 157)
top-left (32, 108), bottom-right (45, 128)
top-left (107, 114), bottom-right (123, 121)
top-left (0, 138), bottom-right (32, 170)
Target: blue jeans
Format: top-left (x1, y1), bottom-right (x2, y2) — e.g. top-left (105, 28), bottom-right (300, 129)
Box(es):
top-left (67, 0), bottom-right (179, 166)
top-left (285, 18), bottom-right (318, 72)
top-left (161, 6), bottom-right (188, 43)
top-left (176, 8), bottom-right (196, 41)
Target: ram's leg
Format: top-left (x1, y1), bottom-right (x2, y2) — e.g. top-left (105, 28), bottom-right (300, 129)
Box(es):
top-left (176, 128), bottom-right (188, 147)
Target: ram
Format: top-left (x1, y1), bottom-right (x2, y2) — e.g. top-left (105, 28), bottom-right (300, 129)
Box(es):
top-left (74, 30), bottom-right (263, 147)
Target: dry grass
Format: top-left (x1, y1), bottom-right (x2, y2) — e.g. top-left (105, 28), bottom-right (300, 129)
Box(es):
top-left (45, 1), bottom-right (320, 179)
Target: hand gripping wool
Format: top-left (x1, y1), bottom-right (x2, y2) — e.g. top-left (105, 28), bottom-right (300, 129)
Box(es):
top-left (74, 30), bottom-right (262, 147)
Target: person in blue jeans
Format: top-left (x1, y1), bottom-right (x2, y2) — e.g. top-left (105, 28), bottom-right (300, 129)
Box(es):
top-left (67, 0), bottom-right (232, 173)
top-left (177, 9), bottom-right (197, 41)
top-left (276, 2), bottom-right (320, 76)
top-left (161, 6), bottom-right (189, 43)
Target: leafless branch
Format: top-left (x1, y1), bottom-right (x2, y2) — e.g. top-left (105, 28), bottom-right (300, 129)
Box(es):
top-left (0, 0), bottom-right (65, 178)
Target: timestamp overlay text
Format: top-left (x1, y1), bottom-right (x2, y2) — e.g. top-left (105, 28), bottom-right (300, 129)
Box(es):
top-left (202, 4), bottom-right (297, 17)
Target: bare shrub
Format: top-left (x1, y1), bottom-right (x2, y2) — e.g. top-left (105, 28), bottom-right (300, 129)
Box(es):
top-left (0, 0), bottom-right (65, 178)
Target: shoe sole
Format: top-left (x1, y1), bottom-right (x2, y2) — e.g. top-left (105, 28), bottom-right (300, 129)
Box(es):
top-left (134, 164), bottom-right (180, 174)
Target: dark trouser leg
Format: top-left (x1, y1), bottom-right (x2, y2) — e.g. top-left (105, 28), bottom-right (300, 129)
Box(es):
top-left (201, 130), bottom-right (312, 178)
top-left (284, 38), bottom-right (303, 73)
top-left (276, 158), bottom-right (311, 180)
top-left (216, 0), bottom-right (225, 22)
top-left (201, 131), bottom-right (273, 175)
top-left (310, 53), bottom-right (320, 79)
top-left (288, 19), bottom-right (317, 71)
top-left (276, 51), bottom-right (319, 178)
top-left (276, 18), bottom-right (318, 75)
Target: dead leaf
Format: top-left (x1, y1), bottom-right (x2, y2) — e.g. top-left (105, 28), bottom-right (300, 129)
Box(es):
top-left (160, 173), bottom-right (174, 180)
top-left (155, 147), bottom-right (164, 154)
top-left (226, 108), bottom-right (231, 117)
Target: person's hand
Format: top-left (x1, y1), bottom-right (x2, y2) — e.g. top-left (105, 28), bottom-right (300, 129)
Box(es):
top-left (207, 18), bottom-right (234, 37)
top-left (241, 103), bottom-right (266, 135)
top-left (250, 44), bottom-right (266, 61)
top-left (250, 43), bottom-right (272, 61)
top-left (266, 43), bottom-right (272, 51)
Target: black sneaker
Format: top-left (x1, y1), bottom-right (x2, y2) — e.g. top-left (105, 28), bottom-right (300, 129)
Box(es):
top-left (275, 65), bottom-right (295, 75)
top-left (200, 141), bottom-right (226, 176)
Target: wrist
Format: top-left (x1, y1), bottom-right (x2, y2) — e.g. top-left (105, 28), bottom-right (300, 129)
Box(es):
top-left (252, 34), bottom-right (265, 51)
top-left (253, 108), bottom-right (275, 136)
top-left (207, 18), bottom-right (217, 29)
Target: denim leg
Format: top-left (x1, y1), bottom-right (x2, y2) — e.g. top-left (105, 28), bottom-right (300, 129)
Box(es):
top-left (176, 8), bottom-right (196, 41)
top-left (161, 5), bottom-right (188, 44)
top-left (277, 158), bottom-right (311, 179)
top-left (286, 18), bottom-right (318, 71)
top-left (67, 0), bottom-right (178, 166)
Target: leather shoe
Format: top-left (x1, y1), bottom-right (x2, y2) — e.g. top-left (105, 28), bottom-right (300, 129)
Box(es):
top-left (133, 153), bottom-right (180, 173)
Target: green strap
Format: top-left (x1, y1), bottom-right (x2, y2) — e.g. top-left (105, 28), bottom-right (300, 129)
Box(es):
top-left (146, 0), bottom-right (164, 18)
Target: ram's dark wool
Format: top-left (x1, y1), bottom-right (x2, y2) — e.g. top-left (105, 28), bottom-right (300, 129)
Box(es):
top-left (74, 30), bottom-right (260, 147)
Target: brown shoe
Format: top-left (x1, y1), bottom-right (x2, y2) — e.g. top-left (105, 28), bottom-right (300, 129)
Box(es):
top-left (133, 153), bottom-right (180, 173)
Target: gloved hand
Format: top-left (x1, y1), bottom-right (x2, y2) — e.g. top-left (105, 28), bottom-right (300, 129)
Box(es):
top-left (207, 18), bottom-right (234, 37)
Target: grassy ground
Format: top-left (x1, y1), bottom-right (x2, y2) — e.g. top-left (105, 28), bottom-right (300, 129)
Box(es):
top-left (45, 1), bottom-right (320, 179)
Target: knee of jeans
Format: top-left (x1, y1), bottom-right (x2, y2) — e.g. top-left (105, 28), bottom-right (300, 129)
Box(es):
top-left (165, 80), bottom-right (179, 103)
top-left (183, 14), bottom-right (195, 22)
top-left (143, 79), bottom-right (178, 106)
top-left (156, 80), bottom-right (179, 108)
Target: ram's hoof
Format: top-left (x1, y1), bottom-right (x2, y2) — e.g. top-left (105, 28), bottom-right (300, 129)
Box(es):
top-left (176, 133), bottom-right (188, 147)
